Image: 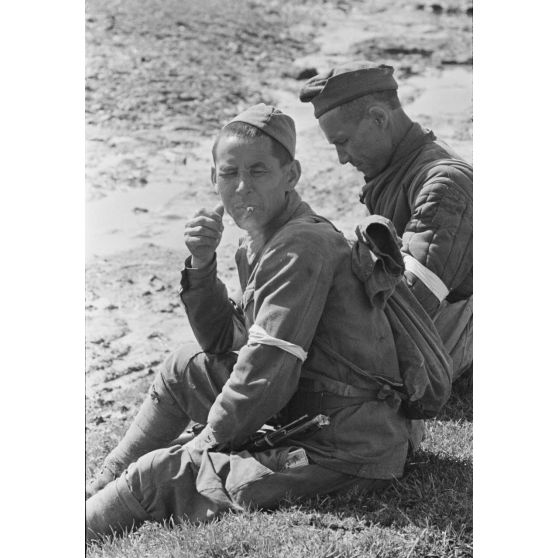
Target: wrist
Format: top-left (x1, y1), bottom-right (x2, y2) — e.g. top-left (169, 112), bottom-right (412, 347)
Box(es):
top-left (180, 255), bottom-right (217, 292)
top-left (185, 424), bottom-right (221, 452)
top-left (190, 254), bottom-right (215, 270)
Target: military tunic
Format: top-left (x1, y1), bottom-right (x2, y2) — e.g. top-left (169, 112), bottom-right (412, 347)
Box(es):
top-left (360, 123), bottom-right (473, 377)
top-left (180, 192), bottom-right (412, 479)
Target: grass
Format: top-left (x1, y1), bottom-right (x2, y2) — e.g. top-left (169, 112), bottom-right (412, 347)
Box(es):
top-left (86, 384), bottom-right (472, 557)
top-left (86, 0), bottom-right (473, 554)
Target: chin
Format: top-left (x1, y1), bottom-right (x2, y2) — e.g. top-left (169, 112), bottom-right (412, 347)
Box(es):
top-left (233, 214), bottom-right (261, 232)
top-left (362, 166), bottom-right (381, 179)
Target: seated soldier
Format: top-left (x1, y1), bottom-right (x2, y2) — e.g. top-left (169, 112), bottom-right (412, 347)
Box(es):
top-left (299, 62), bottom-right (473, 381)
top-left (86, 104), bottom-right (420, 544)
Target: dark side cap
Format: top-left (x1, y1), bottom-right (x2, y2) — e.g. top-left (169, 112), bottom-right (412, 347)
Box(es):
top-left (299, 61), bottom-right (398, 118)
top-left (225, 103), bottom-right (296, 159)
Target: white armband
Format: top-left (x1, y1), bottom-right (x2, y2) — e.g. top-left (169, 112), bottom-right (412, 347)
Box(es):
top-left (403, 254), bottom-right (449, 302)
top-left (247, 324), bottom-right (307, 362)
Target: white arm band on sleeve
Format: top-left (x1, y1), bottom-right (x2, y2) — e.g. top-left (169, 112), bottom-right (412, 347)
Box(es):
top-left (403, 254), bottom-right (449, 302)
top-left (247, 324), bottom-right (308, 362)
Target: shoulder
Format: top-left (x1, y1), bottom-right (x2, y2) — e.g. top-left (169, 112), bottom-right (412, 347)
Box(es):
top-left (262, 216), bottom-right (348, 270)
top-left (409, 144), bottom-right (473, 204)
top-left (281, 216), bottom-right (346, 249)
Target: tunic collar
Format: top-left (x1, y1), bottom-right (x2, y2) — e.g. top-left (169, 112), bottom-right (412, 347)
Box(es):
top-left (360, 123), bottom-right (436, 203)
top-left (242, 190), bottom-right (309, 265)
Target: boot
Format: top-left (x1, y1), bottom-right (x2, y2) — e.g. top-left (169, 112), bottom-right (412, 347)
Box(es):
top-left (86, 382), bottom-right (189, 499)
top-left (86, 477), bottom-right (147, 545)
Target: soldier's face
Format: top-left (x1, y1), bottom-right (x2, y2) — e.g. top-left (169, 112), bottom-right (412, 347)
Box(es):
top-left (212, 135), bottom-right (297, 232)
top-left (319, 106), bottom-right (392, 179)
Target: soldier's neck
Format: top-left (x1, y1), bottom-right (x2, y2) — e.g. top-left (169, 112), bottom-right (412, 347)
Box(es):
top-left (389, 109), bottom-right (413, 148)
top-left (244, 191), bottom-right (300, 264)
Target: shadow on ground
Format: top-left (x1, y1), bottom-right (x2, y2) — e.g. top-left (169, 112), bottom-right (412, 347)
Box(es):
top-left (438, 367), bottom-right (473, 422)
top-left (290, 450), bottom-right (472, 535)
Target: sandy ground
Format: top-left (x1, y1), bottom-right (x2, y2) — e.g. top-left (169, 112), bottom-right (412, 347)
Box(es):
top-left (85, 0), bottom-right (472, 468)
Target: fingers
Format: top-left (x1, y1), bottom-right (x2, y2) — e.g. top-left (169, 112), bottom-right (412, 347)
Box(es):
top-left (184, 206), bottom-right (225, 257)
top-left (184, 235), bottom-right (219, 251)
top-left (185, 215), bottom-right (223, 235)
top-left (213, 203), bottom-right (225, 217)
top-left (184, 206), bottom-right (225, 260)
top-left (195, 206), bottom-right (225, 222)
top-left (184, 221), bottom-right (222, 239)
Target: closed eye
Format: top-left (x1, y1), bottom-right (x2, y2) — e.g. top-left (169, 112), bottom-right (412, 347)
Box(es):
top-left (251, 168), bottom-right (267, 176)
top-left (218, 168), bottom-right (237, 177)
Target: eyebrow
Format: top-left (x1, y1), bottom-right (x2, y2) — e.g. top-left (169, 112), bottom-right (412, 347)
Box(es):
top-left (330, 137), bottom-right (346, 146)
top-left (326, 131), bottom-right (345, 143)
top-left (219, 161), bottom-right (268, 168)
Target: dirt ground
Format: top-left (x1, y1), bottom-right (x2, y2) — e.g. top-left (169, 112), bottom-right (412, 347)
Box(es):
top-left (85, 0), bottom-right (472, 472)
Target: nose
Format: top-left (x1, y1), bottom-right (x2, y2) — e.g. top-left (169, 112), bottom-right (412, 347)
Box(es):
top-left (236, 172), bottom-right (253, 194)
top-left (336, 146), bottom-right (350, 165)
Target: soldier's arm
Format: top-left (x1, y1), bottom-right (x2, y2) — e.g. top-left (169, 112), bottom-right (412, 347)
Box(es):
top-left (402, 163), bottom-right (473, 316)
top-left (179, 256), bottom-right (247, 353)
top-left (199, 227), bottom-right (336, 448)
top-left (180, 204), bottom-right (246, 353)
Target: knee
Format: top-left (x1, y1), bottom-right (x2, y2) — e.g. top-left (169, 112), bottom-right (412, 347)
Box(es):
top-left (160, 345), bottom-right (205, 386)
top-left (154, 347), bottom-right (236, 423)
top-left (142, 347), bottom-right (203, 416)
top-left (126, 447), bottom-right (186, 498)
top-left (125, 446), bottom-right (201, 522)
top-left (160, 347), bottom-right (236, 392)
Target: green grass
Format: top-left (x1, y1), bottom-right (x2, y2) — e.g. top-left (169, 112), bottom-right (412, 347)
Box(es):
top-left (86, 384), bottom-right (472, 557)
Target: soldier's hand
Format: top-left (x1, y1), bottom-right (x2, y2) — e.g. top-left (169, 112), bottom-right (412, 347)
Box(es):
top-left (184, 204), bottom-right (225, 269)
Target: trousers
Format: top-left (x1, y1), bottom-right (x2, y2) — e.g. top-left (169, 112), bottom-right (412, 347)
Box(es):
top-left (89, 346), bottom-right (387, 536)
top-left (123, 443), bottom-right (385, 525)
top-left (434, 295), bottom-right (473, 379)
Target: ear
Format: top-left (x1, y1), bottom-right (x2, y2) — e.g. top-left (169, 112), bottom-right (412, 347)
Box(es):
top-left (284, 159), bottom-right (302, 191)
top-left (366, 105), bottom-right (389, 130)
top-left (211, 167), bottom-right (218, 193)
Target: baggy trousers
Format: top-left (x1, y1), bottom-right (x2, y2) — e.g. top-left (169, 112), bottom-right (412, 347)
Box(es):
top-left (92, 346), bottom-right (386, 534)
top-left (434, 295), bottom-right (473, 380)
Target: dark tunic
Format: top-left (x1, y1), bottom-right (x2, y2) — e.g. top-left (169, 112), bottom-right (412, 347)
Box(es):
top-left (361, 123), bottom-right (473, 375)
